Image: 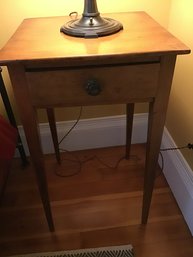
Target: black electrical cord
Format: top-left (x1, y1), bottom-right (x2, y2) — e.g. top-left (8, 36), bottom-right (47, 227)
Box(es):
top-left (56, 148), bottom-right (139, 178)
top-left (159, 143), bottom-right (192, 174)
top-left (160, 144), bottom-right (191, 152)
top-left (58, 106), bottom-right (83, 146)
top-left (54, 106), bottom-right (140, 177)
top-left (56, 107), bottom-right (193, 178)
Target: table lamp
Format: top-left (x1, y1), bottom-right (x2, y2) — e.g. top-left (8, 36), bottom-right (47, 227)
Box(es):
top-left (60, 0), bottom-right (123, 38)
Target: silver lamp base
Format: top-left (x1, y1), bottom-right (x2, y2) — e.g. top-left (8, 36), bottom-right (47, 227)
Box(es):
top-left (60, 0), bottom-right (123, 38)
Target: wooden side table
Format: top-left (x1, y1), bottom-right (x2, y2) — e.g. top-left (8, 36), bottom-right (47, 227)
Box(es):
top-left (0, 12), bottom-right (190, 231)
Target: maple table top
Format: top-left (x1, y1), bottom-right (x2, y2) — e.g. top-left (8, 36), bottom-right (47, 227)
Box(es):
top-left (0, 12), bottom-right (190, 65)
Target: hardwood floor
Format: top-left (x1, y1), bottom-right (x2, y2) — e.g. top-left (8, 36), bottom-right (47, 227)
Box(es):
top-left (0, 144), bottom-right (193, 257)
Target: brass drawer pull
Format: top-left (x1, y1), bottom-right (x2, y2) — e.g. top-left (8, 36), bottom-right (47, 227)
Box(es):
top-left (85, 79), bottom-right (101, 96)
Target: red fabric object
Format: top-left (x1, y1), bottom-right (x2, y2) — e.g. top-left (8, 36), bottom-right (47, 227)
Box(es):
top-left (0, 115), bottom-right (17, 160)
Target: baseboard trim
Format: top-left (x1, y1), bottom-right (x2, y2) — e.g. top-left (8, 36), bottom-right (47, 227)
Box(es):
top-left (16, 113), bottom-right (193, 235)
top-left (17, 113), bottom-right (148, 155)
top-left (160, 128), bottom-right (193, 235)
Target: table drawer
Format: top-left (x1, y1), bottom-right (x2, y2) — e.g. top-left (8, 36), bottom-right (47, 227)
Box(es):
top-left (26, 63), bottom-right (160, 107)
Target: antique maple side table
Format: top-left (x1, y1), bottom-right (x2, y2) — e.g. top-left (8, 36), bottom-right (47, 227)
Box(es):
top-left (0, 12), bottom-right (190, 231)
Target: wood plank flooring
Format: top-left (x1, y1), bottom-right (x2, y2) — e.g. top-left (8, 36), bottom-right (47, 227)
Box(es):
top-left (0, 144), bottom-right (193, 257)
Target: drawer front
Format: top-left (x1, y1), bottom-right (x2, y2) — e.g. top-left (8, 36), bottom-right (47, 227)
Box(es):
top-left (26, 63), bottom-right (160, 107)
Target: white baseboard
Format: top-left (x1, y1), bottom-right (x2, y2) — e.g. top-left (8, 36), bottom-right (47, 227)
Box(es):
top-left (16, 113), bottom-right (193, 235)
top-left (17, 113), bottom-right (148, 155)
top-left (160, 128), bottom-right (193, 235)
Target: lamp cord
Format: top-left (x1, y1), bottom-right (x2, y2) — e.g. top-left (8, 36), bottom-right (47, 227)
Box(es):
top-left (56, 107), bottom-right (191, 178)
top-left (55, 106), bottom-right (140, 177)
top-left (159, 144), bottom-right (192, 174)
top-left (58, 106), bottom-right (83, 146)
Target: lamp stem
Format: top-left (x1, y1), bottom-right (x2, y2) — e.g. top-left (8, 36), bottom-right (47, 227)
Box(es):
top-left (83, 0), bottom-right (99, 17)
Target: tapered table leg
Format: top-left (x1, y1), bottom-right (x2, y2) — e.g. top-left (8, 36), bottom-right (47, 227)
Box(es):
top-left (8, 64), bottom-right (54, 232)
top-left (142, 55), bottom-right (176, 224)
top-left (46, 108), bottom-right (61, 164)
top-left (126, 103), bottom-right (134, 159)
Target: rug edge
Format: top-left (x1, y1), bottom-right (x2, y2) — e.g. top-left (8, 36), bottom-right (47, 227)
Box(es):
top-left (8, 244), bottom-right (134, 257)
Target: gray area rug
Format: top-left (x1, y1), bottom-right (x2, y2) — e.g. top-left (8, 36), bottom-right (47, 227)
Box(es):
top-left (9, 244), bottom-right (134, 257)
